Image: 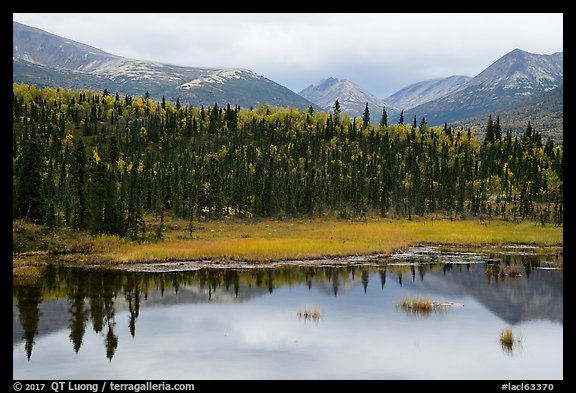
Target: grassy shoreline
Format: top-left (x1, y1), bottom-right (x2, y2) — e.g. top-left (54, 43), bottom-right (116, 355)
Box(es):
top-left (13, 216), bottom-right (563, 275)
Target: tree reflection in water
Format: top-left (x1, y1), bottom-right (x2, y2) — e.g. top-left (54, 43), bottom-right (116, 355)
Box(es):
top-left (13, 249), bottom-right (561, 361)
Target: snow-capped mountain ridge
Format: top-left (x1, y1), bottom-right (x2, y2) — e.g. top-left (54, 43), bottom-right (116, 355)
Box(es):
top-left (12, 21), bottom-right (316, 110)
top-left (401, 48), bottom-right (563, 127)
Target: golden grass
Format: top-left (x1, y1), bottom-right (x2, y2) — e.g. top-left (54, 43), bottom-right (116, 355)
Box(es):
top-left (500, 327), bottom-right (520, 353)
top-left (398, 296), bottom-right (451, 317)
top-left (111, 217), bottom-right (562, 264)
top-left (400, 296), bottom-right (434, 311)
top-left (500, 328), bottom-right (514, 343)
top-left (13, 216), bottom-right (563, 268)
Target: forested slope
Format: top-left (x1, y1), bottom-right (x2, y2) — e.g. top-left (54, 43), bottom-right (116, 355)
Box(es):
top-left (13, 83), bottom-right (563, 241)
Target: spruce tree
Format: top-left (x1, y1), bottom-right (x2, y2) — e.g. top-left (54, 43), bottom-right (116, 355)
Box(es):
top-left (380, 106), bottom-right (388, 128)
top-left (484, 115), bottom-right (495, 146)
top-left (16, 128), bottom-right (43, 223)
top-left (73, 138), bottom-right (89, 230)
top-left (10, 83), bottom-right (564, 228)
top-left (494, 115), bottom-right (502, 140)
top-left (362, 103), bottom-right (370, 127)
top-left (420, 117), bottom-right (427, 131)
top-left (333, 99), bottom-right (341, 125)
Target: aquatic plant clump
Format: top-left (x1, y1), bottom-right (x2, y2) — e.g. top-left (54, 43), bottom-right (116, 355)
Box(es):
top-left (398, 296), bottom-right (458, 317)
top-left (297, 306), bottom-right (322, 321)
top-left (500, 327), bottom-right (521, 354)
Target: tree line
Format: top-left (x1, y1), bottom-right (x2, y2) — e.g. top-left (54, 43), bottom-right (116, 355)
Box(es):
top-left (13, 83), bottom-right (563, 240)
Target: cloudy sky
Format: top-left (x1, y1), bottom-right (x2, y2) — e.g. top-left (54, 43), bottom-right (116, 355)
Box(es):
top-left (12, 13), bottom-right (563, 98)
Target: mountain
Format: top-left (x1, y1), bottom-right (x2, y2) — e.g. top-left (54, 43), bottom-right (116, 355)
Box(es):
top-left (384, 75), bottom-right (472, 110)
top-left (403, 49), bottom-right (563, 126)
top-left (12, 21), bottom-right (317, 110)
top-left (298, 77), bottom-right (399, 119)
top-left (451, 84), bottom-right (563, 144)
top-left (397, 263), bottom-right (563, 326)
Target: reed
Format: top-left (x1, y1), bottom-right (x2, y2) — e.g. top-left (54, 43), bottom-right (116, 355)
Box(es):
top-left (500, 327), bottom-right (519, 353)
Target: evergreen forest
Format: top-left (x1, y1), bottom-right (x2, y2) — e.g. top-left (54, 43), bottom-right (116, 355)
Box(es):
top-left (13, 83), bottom-right (563, 241)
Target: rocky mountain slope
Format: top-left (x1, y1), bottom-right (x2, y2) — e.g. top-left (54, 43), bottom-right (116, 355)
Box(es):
top-left (403, 48), bottom-right (563, 126)
top-left (452, 84), bottom-right (563, 143)
top-left (13, 21), bottom-right (317, 110)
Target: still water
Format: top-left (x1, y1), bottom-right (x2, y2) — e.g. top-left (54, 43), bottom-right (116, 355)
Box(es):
top-left (13, 246), bottom-right (563, 380)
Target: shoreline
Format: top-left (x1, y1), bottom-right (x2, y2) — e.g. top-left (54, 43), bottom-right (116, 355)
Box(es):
top-left (13, 240), bottom-right (563, 277)
top-left (13, 217), bottom-right (563, 277)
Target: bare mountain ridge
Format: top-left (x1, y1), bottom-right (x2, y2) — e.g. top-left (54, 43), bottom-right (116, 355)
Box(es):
top-left (451, 84), bottom-right (563, 143)
top-left (301, 49), bottom-right (562, 136)
top-left (13, 21), bottom-right (117, 70)
top-left (403, 48), bottom-right (563, 127)
top-left (13, 21), bottom-right (317, 110)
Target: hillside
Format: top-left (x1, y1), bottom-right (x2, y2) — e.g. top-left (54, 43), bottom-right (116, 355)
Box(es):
top-left (452, 85), bottom-right (563, 144)
top-left (384, 75), bottom-right (471, 110)
top-left (403, 49), bottom-right (563, 127)
top-left (13, 21), bottom-right (316, 110)
top-left (13, 83), bottom-right (563, 237)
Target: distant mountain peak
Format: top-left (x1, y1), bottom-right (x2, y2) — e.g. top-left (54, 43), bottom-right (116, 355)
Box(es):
top-left (299, 77), bottom-right (397, 118)
top-left (323, 76), bottom-right (339, 83)
top-left (467, 48), bottom-right (563, 93)
top-left (402, 48), bottom-right (563, 127)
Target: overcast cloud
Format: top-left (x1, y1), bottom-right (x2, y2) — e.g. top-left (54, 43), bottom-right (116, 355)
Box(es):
top-left (12, 13), bottom-right (563, 98)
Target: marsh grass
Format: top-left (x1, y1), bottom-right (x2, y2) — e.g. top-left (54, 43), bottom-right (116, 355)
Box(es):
top-left (398, 296), bottom-right (452, 317)
top-left (500, 327), bottom-right (521, 354)
top-left (104, 218), bottom-right (563, 264)
top-left (13, 216), bottom-right (563, 269)
top-left (297, 306), bottom-right (322, 321)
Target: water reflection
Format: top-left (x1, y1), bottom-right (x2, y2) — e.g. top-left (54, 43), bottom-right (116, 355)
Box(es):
top-left (13, 247), bottom-right (562, 364)
top-left (14, 285), bottom-right (42, 360)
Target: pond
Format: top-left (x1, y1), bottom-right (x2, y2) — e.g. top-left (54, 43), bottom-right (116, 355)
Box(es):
top-left (13, 245), bottom-right (563, 380)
